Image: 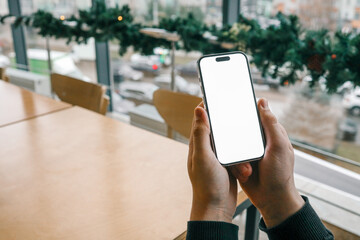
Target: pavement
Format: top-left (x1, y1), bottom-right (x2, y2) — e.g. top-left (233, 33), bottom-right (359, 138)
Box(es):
top-left (293, 149), bottom-right (360, 236)
top-left (295, 173), bottom-right (360, 237)
top-left (294, 149), bottom-right (360, 197)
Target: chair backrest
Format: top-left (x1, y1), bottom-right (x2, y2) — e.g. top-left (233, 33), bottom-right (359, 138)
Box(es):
top-left (0, 67), bottom-right (4, 79)
top-left (51, 73), bottom-right (109, 115)
top-left (99, 95), bottom-right (110, 115)
top-left (0, 67), bottom-right (9, 82)
top-left (153, 89), bottom-right (202, 139)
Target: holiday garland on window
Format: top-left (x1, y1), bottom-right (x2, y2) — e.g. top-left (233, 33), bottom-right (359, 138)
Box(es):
top-left (1, 1), bottom-right (359, 92)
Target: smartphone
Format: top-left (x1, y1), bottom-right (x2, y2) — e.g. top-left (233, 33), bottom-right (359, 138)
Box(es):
top-left (197, 51), bottom-right (265, 166)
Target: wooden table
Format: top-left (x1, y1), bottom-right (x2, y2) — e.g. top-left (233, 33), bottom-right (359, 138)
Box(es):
top-left (0, 106), bottom-right (192, 239)
top-left (0, 81), bottom-right (71, 127)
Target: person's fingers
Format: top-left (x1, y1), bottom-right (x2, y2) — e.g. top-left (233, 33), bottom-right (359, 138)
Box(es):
top-left (258, 98), bottom-right (277, 125)
top-left (229, 163), bottom-right (252, 183)
top-left (192, 106), bottom-right (211, 154)
top-left (188, 104), bottom-right (202, 171)
top-left (257, 98), bottom-right (284, 147)
top-left (187, 130), bottom-right (194, 171)
top-left (236, 163), bottom-right (252, 178)
top-left (278, 123), bottom-right (290, 140)
top-left (189, 108), bottom-right (195, 156)
top-left (229, 167), bottom-right (240, 181)
top-left (188, 104), bottom-right (201, 171)
top-left (196, 102), bottom-right (210, 127)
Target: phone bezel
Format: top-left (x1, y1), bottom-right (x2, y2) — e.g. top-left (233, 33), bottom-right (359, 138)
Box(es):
top-left (197, 51), bottom-right (266, 166)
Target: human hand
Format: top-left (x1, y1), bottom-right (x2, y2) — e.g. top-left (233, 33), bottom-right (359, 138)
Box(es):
top-left (230, 98), bottom-right (304, 228)
top-left (188, 103), bottom-right (250, 223)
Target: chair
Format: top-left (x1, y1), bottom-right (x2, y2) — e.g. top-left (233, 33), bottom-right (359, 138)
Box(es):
top-left (51, 73), bottom-right (109, 115)
top-left (0, 67), bottom-right (9, 82)
top-left (100, 95), bottom-right (110, 115)
top-left (153, 89), bottom-right (202, 139)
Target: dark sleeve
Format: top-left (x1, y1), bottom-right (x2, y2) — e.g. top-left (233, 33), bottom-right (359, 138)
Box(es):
top-left (259, 196), bottom-right (334, 240)
top-left (186, 221), bottom-right (238, 240)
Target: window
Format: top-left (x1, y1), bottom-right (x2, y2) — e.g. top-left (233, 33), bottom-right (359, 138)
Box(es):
top-left (109, 0), bottom-right (218, 132)
top-left (0, 0), bottom-right (14, 69)
top-left (21, 0), bottom-right (96, 95)
top-left (4, 0), bottom-right (360, 172)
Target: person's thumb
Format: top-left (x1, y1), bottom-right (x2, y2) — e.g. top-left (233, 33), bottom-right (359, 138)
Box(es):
top-left (257, 98), bottom-right (283, 146)
top-left (192, 107), bottom-right (211, 154)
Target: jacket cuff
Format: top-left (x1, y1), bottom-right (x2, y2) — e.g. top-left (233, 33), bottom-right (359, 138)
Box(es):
top-left (187, 221), bottom-right (239, 240)
top-left (259, 196), bottom-right (334, 240)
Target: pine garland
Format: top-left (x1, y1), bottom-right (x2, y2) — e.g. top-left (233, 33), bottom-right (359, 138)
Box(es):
top-left (1, 1), bottom-right (359, 92)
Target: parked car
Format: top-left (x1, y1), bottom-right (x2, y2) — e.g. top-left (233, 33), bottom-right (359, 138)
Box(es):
top-left (338, 118), bottom-right (358, 141)
top-left (112, 60), bottom-right (144, 83)
top-left (343, 87), bottom-right (360, 116)
top-left (111, 90), bottom-right (136, 114)
top-left (118, 81), bottom-right (159, 103)
top-left (153, 47), bottom-right (171, 66)
top-left (176, 61), bottom-right (198, 77)
top-left (336, 81), bottom-right (354, 95)
top-left (302, 76), bottom-right (355, 95)
top-left (130, 53), bottom-right (161, 74)
top-left (302, 75), bottom-right (327, 91)
top-left (154, 74), bottom-right (200, 96)
top-left (266, 76), bottom-right (281, 89)
top-left (0, 54), bottom-right (10, 67)
top-left (251, 66), bottom-right (280, 89)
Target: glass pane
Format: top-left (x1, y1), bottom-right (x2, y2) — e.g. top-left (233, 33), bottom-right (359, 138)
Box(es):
top-left (0, 0), bottom-right (8, 15)
top-left (254, 0), bottom-right (360, 169)
top-left (110, 0), bottom-right (212, 142)
top-left (0, 0), bottom-right (13, 69)
top-left (20, 0), bottom-right (96, 85)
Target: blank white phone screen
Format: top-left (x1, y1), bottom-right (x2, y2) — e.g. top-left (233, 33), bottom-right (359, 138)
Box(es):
top-left (199, 53), bottom-right (264, 165)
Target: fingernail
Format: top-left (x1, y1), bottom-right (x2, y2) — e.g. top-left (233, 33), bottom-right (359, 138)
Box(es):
top-left (260, 98), bottom-right (269, 110)
top-left (195, 108), bottom-right (202, 120)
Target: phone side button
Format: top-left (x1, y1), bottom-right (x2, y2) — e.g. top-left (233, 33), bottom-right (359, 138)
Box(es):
top-left (199, 79), bottom-right (204, 88)
top-left (198, 80), bottom-right (203, 95)
top-left (200, 86), bottom-right (205, 100)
